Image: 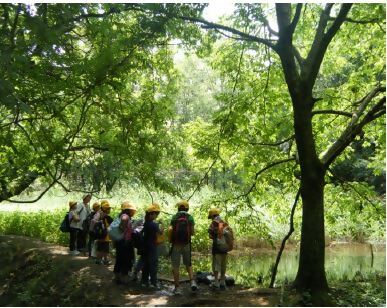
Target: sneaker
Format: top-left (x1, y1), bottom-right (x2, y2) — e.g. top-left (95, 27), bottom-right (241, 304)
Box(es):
top-left (191, 280), bottom-right (198, 291)
top-left (70, 250), bottom-right (80, 256)
top-left (173, 286), bottom-right (182, 295)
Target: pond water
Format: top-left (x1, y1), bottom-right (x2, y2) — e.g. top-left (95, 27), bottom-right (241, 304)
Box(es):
top-left (160, 243), bottom-right (385, 287)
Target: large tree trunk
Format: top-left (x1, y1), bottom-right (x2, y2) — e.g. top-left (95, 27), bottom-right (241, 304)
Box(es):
top-left (294, 169), bottom-right (328, 291)
top-left (291, 92), bottom-right (329, 292)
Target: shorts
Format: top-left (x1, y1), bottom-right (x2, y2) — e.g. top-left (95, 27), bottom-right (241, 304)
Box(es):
top-left (171, 244), bottom-right (191, 268)
top-left (212, 253), bottom-right (227, 273)
top-left (96, 241), bottom-right (110, 253)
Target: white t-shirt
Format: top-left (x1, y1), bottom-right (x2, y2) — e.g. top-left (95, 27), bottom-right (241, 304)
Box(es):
top-left (69, 201), bottom-right (91, 230)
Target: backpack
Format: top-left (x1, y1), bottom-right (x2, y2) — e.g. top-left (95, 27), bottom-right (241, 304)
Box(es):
top-left (91, 219), bottom-right (107, 240)
top-left (107, 217), bottom-right (124, 242)
top-left (59, 212), bottom-right (71, 233)
top-left (215, 221), bottom-right (234, 253)
top-left (171, 212), bottom-right (192, 245)
top-left (82, 210), bottom-right (93, 232)
top-left (132, 225), bottom-right (145, 254)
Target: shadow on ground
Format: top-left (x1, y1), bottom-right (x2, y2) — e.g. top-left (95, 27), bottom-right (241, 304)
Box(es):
top-left (0, 235), bottom-right (279, 306)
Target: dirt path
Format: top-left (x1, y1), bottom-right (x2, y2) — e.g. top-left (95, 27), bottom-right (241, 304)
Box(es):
top-left (0, 235), bottom-right (279, 306)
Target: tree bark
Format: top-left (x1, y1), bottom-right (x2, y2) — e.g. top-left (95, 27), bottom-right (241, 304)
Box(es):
top-left (293, 168), bottom-right (328, 291)
top-left (290, 93), bottom-right (329, 292)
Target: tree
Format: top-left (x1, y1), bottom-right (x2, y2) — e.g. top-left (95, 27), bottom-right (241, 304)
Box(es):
top-left (0, 3), bottom-right (206, 201)
top-left (0, 3), bottom-right (384, 298)
top-left (172, 3), bottom-right (385, 294)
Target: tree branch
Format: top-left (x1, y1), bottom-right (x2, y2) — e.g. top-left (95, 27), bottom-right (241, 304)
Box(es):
top-left (312, 109), bottom-right (353, 118)
top-left (270, 188), bottom-right (301, 288)
top-left (327, 169), bottom-right (383, 214)
top-left (303, 4), bottom-right (352, 86)
top-left (275, 4), bottom-right (302, 90)
top-left (289, 4), bottom-right (303, 35)
top-left (242, 157), bottom-right (296, 197)
top-left (249, 134), bottom-right (295, 147)
top-left (68, 145), bottom-right (109, 152)
top-left (0, 171), bottom-right (43, 202)
top-left (321, 85), bottom-right (385, 167)
top-left (5, 175), bottom-right (59, 203)
top-left (177, 15), bottom-right (277, 50)
top-left (328, 17), bottom-right (384, 24)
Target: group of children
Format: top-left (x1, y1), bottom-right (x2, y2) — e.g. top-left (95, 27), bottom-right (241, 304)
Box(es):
top-left (67, 196), bottom-right (233, 294)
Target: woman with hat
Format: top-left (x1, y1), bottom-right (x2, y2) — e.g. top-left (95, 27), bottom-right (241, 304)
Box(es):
top-left (92, 200), bottom-right (113, 265)
top-left (113, 201), bottom-right (137, 285)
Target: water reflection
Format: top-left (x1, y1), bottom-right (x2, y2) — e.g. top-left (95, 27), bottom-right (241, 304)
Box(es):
top-left (159, 245), bottom-right (385, 288)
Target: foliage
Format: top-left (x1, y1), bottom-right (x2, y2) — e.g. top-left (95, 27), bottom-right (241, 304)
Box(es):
top-left (0, 209), bottom-right (68, 245)
top-left (0, 3), bottom-right (385, 295)
top-left (0, 180), bottom-right (384, 249)
top-left (282, 274), bottom-right (386, 306)
top-left (0, 241), bottom-right (109, 306)
top-left (328, 275), bottom-right (386, 307)
top-left (0, 3), bottom-right (207, 200)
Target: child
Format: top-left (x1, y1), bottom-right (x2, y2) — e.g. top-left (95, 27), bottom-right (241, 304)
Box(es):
top-left (91, 200), bottom-right (113, 265)
top-left (68, 201), bottom-right (80, 255)
top-left (208, 207), bottom-right (231, 290)
top-left (141, 203), bottom-right (163, 289)
top-left (113, 201), bottom-right (137, 284)
top-left (169, 200), bottom-right (197, 294)
top-left (87, 201), bottom-right (100, 258)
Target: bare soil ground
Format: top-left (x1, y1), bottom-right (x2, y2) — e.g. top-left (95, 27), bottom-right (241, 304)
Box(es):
top-left (0, 235), bottom-right (279, 307)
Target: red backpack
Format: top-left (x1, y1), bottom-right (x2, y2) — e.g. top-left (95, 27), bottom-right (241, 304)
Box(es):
top-left (171, 212), bottom-right (192, 245)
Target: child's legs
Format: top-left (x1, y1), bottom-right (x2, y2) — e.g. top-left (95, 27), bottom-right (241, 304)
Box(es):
top-left (220, 253), bottom-right (227, 280)
top-left (149, 248), bottom-right (158, 285)
top-left (171, 246), bottom-right (181, 287)
top-left (114, 240), bottom-right (125, 273)
top-left (141, 253), bottom-right (150, 284)
top-left (213, 254), bottom-right (227, 280)
top-left (182, 244), bottom-right (193, 280)
top-left (69, 228), bottom-right (77, 251)
top-left (134, 255), bottom-right (144, 273)
top-left (212, 254), bottom-right (219, 280)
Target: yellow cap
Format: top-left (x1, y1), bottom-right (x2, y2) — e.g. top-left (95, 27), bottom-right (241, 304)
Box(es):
top-left (121, 201), bottom-right (137, 211)
top-left (208, 208), bottom-right (221, 219)
top-left (151, 202), bottom-right (161, 212)
top-left (101, 200), bottom-right (111, 210)
top-left (92, 202), bottom-right (101, 211)
top-left (146, 203), bottom-right (161, 213)
top-left (69, 201), bottom-right (77, 209)
top-left (176, 200), bottom-right (189, 210)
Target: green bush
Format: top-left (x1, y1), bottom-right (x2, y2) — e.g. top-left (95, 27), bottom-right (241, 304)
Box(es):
top-left (0, 210), bottom-right (68, 246)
